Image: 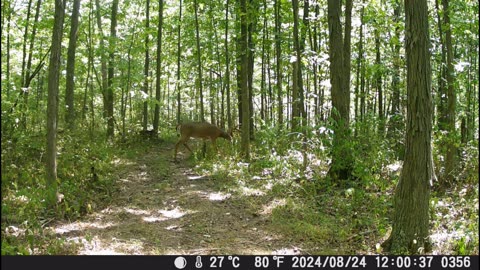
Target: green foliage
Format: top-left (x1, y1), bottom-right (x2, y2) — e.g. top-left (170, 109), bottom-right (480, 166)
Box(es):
top-left (1, 129), bottom-right (117, 254)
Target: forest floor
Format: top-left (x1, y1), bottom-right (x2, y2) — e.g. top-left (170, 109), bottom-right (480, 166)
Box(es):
top-left (51, 140), bottom-right (307, 255)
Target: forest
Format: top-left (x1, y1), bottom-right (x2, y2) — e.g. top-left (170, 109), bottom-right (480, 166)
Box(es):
top-left (1, 0), bottom-right (478, 256)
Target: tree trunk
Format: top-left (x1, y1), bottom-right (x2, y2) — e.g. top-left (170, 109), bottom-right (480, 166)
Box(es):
top-left (443, 0), bottom-right (457, 184)
top-left (386, 0), bottom-right (403, 158)
top-left (291, 0), bottom-right (301, 131)
top-left (106, 0), bottom-right (119, 138)
top-left (45, 0), bottom-right (65, 208)
top-left (176, 0), bottom-right (182, 124)
top-left (374, 27), bottom-right (384, 136)
top-left (153, 0), bottom-right (164, 134)
top-left (224, 0), bottom-right (231, 129)
top-left (65, 0), bottom-right (80, 130)
top-left (94, 0), bottom-right (108, 119)
top-left (274, 0), bottom-right (283, 126)
top-left (194, 0), bottom-right (204, 122)
top-left (434, 0), bottom-right (447, 132)
top-left (326, 0), bottom-right (353, 181)
top-left (240, 0), bottom-right (250, 159)
top-left (143, 0), bottom-right (150, 131)
top-left (382, 0), bottom-right (433, 254)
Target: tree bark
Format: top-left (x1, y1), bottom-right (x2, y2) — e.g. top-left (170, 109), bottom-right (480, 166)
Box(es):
top-left (65, 0), bottom-right (80, 130)
top-left (382, 0), bottom-right (433, 254)
top-left (143, 0), bottom-right (150, 131)
top-left (45, 0), bottom-right (65, 208)
top-left (176, 0), bottom-right (183, 124)
top-left (240, 0), bottom-right (250, 159)
top-left (194, 0), bottom-right (204, 121)
top-left (106, 0), bottom-right (119, 138)
top-left (274, 0), bottom-right (283, 126)
top-left (443, 0), bottom-right (457, 184)
top-left (326, 0), bottom-right (353, 181)
top-left (153, 0), bottom-right (164, 134)
top-left (94, 0), bottom-right (108, 119)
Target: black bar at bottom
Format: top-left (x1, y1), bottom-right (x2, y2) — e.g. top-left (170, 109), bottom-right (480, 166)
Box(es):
top-left (2, 255), bottom-right (479, 270)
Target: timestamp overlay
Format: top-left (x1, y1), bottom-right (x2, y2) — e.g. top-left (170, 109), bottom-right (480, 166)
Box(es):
top-left (1, 255), bottom-right (478, 270)
top-left (168, 255), bottom-right (479, 270)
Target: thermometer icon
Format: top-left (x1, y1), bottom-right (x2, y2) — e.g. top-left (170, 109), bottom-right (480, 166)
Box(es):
top-left (195, 256), bottom-right (203, 268)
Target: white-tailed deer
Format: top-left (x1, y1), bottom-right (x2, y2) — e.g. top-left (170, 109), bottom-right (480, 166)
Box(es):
top-left (174, 122), bottom-right (232, 161)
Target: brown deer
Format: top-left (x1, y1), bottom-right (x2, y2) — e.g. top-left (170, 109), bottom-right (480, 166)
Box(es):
top-left (174, 122), bottom-right (232, 161)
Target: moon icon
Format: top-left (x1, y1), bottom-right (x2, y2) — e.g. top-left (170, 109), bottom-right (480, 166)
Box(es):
top-left (174, 256), bottom-right (187, 269)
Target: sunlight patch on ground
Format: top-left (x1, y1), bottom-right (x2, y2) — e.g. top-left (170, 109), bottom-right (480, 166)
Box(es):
top-left (54, 221), bottom-right (116, 235)
top-left (240, 186), bottom-right (265, 196)
top-left (143, 207), bottom-right (196, 223)
top-left (188, 175), bottom-right (208, 180)
top-left (124, 208), bottom-right (151, 215)
top-left (189, 190), bottom-right (232, 202)
top-left (70, 235), bottom-right (145, 255)
top-left (273, 246), bottom-right (302, 255)
top-left (159, 207), bottom-right (187, 218)
top-left (259, 199), bottom-right (287, 215)
top-left (208, 192), bottom-right (232, 201)
top-left (112, 158), bottom-right (135, 166)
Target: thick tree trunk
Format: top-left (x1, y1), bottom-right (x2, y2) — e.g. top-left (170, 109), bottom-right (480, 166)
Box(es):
top-left (382, 0), bottom-right (433, 254)
top-left (326, 0), bottom-right (353, 181)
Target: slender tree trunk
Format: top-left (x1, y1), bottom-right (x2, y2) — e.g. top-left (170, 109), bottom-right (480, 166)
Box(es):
top-left (435, 0), bottom-right (447, 132)
top-left (291, 0), bottom-right (301, 131)
top-left (46, 0), bottom-right (65, 208)
top-left (106, 0), bottom-right (119, 138)
top-left (247, 0), bottom-right (257, 140)
top-left (224, 0), bottom-right (231, 129)
top-left (387, 0), bottom-right (403, 158)
top-left (24, 0), bottom-right (41, 89)
top-left (443, 0), bottom-right (457, 184)
top-left (374, 27), bottom-right (384, 136)
top-left (194, 0), bottom-right (204, 121)
top-left (343, 0), bottom-right (352, 107)
top-left (358, 2), bottom-right (365, 125)
top-left (5, 0), bottom-right (11, 98)
top-left (65, 0), bottom-right (80, 130)
top-left (94, 0), bottom-right (108, 118)
top-left (21, 0), bottom-right (33, 89)
top-left (240, 0), bottom-right (250, 159)
top-left (274, 0), bottom-right (283, 126)
top-left (382, 0), bottom-right (433, 254)
top-left (176, 0), bottom-right (182, 124)
top-left (153, 0), bottom-right (164, 134)
top-left (143, 0), bottom-right (150, 131)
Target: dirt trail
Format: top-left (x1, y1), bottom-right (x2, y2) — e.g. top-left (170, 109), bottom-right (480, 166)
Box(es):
top-left (52, 142), bottom-right (304, 255)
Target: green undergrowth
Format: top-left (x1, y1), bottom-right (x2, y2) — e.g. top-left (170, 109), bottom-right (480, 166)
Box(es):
top-left (1, 128), bottom-right (135, 254)
top-left (189, 125), bottom-right (478, 255)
